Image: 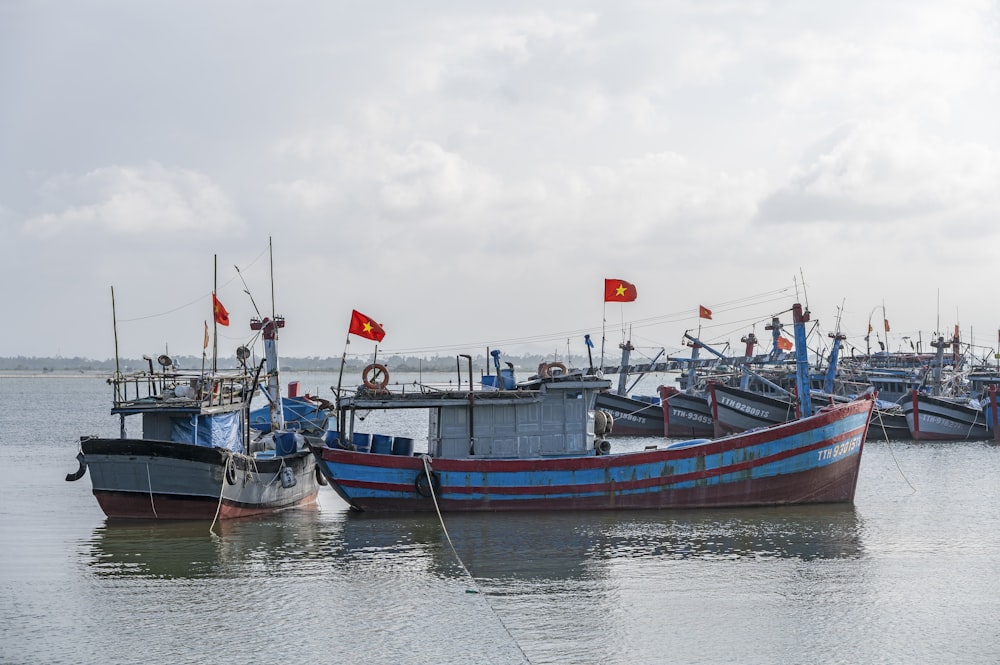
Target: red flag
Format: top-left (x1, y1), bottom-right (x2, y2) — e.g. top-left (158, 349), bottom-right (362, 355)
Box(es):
top-left (883, 319), bottom-right (890, 333)
top-left (349, 309), bottom-right (385, 342)
top-left (699, 305), bottom-right (712, 320)
top-left (777, 336), bottom-right (793, 351)
top-left (203, 321), bottom-right (209, 350)
top-left (212, 293), bottom-right (230, 327)
top-left (604, 279), bottom-right (637, 302)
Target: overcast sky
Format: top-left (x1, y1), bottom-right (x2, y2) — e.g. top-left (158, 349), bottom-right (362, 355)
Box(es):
top-left (3, 1), bottom-right (999, 365)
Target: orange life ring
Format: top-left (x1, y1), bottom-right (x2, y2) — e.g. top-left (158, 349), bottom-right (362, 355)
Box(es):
top-left (540, 361), bottom-right (568, 378)
top-left (362, 363), bottom-right (389, 390)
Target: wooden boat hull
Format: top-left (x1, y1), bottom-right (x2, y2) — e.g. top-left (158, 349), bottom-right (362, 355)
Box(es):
top-left (593, 392), bottom-right (664, 436)
top-left (708, 383), bottom-right (797, 437)
top-left (664, 391), bottom-right (714, 438)
top-left (80, 438), bottom-right (320, 519)
top-left (312, 397), bottom-right (873, 512)
top-left (901, 392), bottom-right (989, 441)
top-left (866, 407), bottom-right (911, 441)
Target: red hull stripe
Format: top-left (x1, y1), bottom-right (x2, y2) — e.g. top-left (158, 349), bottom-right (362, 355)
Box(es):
top-left (93, 490), bottom-right (318, 520)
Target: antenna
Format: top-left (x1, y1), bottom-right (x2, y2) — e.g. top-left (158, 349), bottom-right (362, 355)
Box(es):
top-left (269, 236), bottom-right (276, 320)
top-left (936, 288), bottom-right (940, 335)
top-left (798, 268), bottom-right (810, 311)
top-left (234, 264), bottom-right (262, 318)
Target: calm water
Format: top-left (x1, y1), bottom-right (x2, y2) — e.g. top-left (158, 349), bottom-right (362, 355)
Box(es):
top-left (2, 371), bottom-right (1000, 664)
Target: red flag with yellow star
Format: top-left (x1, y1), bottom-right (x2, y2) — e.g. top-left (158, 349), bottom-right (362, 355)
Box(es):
top-left (212, 293), bottom-right (230, 327)
top-left (349, 309), bottom-right (386, 342)
top-left (604, 279), bottom-right (637, 302)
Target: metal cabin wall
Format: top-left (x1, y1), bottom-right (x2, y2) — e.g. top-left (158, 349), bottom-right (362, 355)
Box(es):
top-left (430, 387), bottom-right (592, 459)
top-left (141, 413), bottom-right (174, 441)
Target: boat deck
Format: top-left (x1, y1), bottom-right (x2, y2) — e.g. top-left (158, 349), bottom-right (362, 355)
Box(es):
top-left (343, 375), bottom-right (610, 410)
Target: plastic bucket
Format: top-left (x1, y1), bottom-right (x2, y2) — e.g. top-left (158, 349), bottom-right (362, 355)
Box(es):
top-left (352, 432), bottom-right (372, 453)
top-left (391, 436), bottom-right (415, 456)
top-left (323, 430), bottom-right (341, 447)
top-left (481, 375), bottom-right (498, 390)
top-left (371, 433), bottom-right (393, 455)
top-left (275, 431), bottom-right (297, 456)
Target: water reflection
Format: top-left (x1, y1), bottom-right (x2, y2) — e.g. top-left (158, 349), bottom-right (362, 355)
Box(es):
top-left (84, 503), bottom-right (865, 581)
top-left (83, 507), bottom-right (340, 579)
top-left (337, 504), bottom-right (866, 582)
top-left (590, 504), bottom-right (866, 561)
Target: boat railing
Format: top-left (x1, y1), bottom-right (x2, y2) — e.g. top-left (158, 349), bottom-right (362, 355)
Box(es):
top-left (110, 368), bottom-right (254, 409)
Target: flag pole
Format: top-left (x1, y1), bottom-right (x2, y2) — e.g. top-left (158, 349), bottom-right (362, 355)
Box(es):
top-left (335, 332), bottom-right (350, 409)
top-left (600, 302), bottom-right (607, 370)
top-left (212, 254), bottom-right (219, 375)
top-left (200, 320), bottom-right (207, 382)
top-left (111, 286), bottom-right (122, 401)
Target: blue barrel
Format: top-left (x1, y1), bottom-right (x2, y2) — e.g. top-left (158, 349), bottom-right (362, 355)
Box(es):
top-left (391, 436), bottom-right (415, 456)
top-left (352, 432), bottom-right (371, 453)
top-left (371, 433), bottom-right (393, 455)
top-left (499, 368), bottom-right (516, 389)
top-left (275, 431), bottom-right (297, 456)
top-left (323, 430), bottom-right (341, 447)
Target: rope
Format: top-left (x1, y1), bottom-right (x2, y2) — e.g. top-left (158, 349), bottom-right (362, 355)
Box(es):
top-left (615, 401), bottom-right (658, 418)
top-left (146, 464), bottom-right (158, 518)
top-left (965, 404), bottom-right (985, 439)
top-left (262, 457), bottom-right (284, 488)
top-left (211, 450), bottom-right (272, 536)
top-left (871, 409), bottom-right (917, 493)
top-left (210, 453), bottom-right (232, 533)
top-left (420, 455), bottom-right (532, 665)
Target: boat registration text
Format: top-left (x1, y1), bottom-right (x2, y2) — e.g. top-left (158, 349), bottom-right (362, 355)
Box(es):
top-left (816, 435), bottom-right (863, 462)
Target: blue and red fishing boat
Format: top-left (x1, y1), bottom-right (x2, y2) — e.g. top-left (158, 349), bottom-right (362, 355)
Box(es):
top-left (312, 303), bottom-right (875, 512)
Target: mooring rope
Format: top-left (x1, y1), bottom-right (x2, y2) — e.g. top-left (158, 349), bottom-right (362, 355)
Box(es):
top-left (210, 454), bottom-right (231, 533)
top-left (622, 402), bottom-right (657, 418)
top-left (145, 464), bottom-right (158, 519)
top-left (872, 409), bottom-right (916, 493)
top-left (420, 455), bottom-right (532, 665)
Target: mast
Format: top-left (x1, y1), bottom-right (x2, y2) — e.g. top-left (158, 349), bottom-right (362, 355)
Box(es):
top-left (766, 316), bottom-right (782, 360)
top-left (685, 337), bottom-right (702, 391)
top-left (792, 303), bottom-right (813, 418)
top-left (212, 254), bottom-right (219, 374)
top-left (250, 238), bottom-right (285, 432)
top-left (824, 302), bottom-right (846, 394)
top-left (739, 332), bottom-right (757, 390)
top-left (111, 286), bottom-right (122, 399)
top-left (616, 340), bottom-right (633, 396)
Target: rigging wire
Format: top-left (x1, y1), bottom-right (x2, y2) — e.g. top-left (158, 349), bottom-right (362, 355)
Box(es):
top-left (385, 286), bottom-right (800, 357)
top-left (116, 245), bottom-right (270, 323)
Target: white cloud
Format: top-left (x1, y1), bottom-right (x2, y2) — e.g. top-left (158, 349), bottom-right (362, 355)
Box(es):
top-left (269, 179), bottom-right (341, 211)
top-left (756, 120), bottom-right (1000, 225)
top-left (22, 163), bottom-right (243, 238)
top-left (5, 1), bottom-right (1000, 358)
top-left (377, 140), bottom-right (499, 215)
top-left (771, 2), bottom-right (997, 119)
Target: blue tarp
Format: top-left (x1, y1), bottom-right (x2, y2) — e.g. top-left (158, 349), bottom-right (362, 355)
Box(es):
top-left (171, 412), bottom-right (244, 453)
top-left (250, 395), bottom-right (331, 434)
